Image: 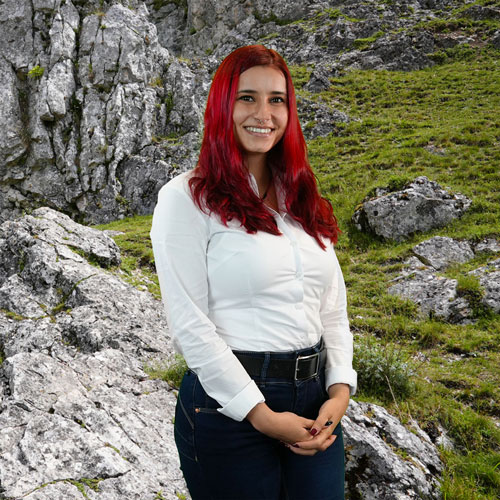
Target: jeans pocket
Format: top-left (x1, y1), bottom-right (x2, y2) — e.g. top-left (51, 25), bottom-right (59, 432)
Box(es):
top-left (193, 376), bottom-right (222, 413)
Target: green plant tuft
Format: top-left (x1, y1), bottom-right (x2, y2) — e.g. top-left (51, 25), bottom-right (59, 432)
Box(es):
top-left (28, 65), bottom-right (45, 79)
top-left (354, 338), bottom-right (415, 401)
top-left (145, 354), bottom-right (188, 389)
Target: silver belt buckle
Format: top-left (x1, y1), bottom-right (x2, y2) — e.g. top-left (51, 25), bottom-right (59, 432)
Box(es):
top-left (294, 352), bottom-right (320, 381)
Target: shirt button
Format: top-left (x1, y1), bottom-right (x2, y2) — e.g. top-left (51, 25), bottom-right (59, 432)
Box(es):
top-left (295, 272), bottom-right (303, 279)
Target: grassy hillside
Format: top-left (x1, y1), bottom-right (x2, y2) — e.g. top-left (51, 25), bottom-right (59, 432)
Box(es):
top-left (97, 48), bottom-right (500, 499)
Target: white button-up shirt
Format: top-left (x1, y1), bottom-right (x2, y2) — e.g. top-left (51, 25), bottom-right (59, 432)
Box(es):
top-left (150, 170), bottom-right (357, 422)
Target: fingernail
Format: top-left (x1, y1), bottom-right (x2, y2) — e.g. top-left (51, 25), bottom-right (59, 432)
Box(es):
top-left (292, 444), bottom-right (300, 448)
top-left (310, 428), bottom-right (317, 436)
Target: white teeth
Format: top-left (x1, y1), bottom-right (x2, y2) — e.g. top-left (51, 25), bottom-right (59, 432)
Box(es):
top-left (245, 126), bottom-right (272, 134)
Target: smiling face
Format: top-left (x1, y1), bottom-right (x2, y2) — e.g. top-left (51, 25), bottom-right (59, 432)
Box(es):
top-left (232, 65), bottom-right (289, 164)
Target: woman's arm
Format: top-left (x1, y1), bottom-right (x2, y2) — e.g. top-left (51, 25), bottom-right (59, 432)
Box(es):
top-left (320, 248), bottom-right (357, 396)
top-left (150, 177), bottom-right (264, 422)
top-left (288, 246), bottom-right (356, 455)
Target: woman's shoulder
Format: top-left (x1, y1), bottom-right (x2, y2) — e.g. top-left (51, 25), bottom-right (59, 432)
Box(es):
top-left (154, 168), bottom-right (210, 223)
top-left (157, 169), bottom-right (195, 199)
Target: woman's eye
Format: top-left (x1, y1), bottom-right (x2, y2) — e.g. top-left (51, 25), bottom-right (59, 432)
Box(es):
top-left (271, 97), bottom-right (285, 103)
top-left (238, 95), bottom-right (254, 102)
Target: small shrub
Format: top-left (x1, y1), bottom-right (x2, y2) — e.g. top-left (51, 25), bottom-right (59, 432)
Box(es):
top-left (146, 354), bottom-right (188, 389)
top-left (429, 44), bottom-right (477, 64)
top-left (164, 93), bottom-right (174, 117)
top-left (456, 274), bottom-right (490, 318)
top-left (149, 76), bottom-right (163, 88)
top-left (354, 338), bottom-right (415, 401)
top-left (28, 65), bottom-right (45, 79)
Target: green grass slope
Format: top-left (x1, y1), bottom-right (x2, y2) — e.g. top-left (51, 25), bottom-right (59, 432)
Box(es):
top-left (97, 48), bottom-right (500, 499)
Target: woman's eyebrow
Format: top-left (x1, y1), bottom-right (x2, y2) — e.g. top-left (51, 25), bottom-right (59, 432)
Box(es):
top-left (236, 89), bottom-right (287, 95)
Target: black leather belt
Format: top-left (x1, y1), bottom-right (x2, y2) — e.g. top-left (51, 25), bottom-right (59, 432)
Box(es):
top-left (234, 344), bottom-right (326, 381)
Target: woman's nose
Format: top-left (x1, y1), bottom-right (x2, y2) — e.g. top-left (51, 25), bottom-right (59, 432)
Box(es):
top-left (254, 101), bottom-right (271, 122)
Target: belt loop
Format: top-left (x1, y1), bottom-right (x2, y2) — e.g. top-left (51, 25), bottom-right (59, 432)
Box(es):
top-left (260, 352), bottom-right (271, 383)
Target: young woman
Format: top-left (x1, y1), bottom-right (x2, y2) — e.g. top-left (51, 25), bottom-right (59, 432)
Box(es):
top-left (150, 45), bottom-right (356, 500)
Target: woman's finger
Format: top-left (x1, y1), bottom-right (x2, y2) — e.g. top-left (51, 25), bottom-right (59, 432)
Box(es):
top-left (286, 444), bottom-right (318, 456)
top-left (294, 432), bottom-right (337, 451)
top-left (301, 417), bottom-right (316, 429)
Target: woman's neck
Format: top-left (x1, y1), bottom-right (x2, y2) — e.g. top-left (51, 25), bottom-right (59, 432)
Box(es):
top-left (246, 153), bottom-right (271, 196)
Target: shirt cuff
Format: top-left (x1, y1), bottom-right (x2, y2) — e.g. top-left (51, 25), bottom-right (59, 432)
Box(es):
top-left (325, 366), bottom-right (358, 396)
top-left (217, 379), bottom-right (265, 422)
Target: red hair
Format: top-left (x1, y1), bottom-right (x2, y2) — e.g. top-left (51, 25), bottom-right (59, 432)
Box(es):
top-left (189, 44), bottom-right (340, 248)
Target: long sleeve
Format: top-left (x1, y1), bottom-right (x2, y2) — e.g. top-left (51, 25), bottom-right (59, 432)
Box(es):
top-left (150, 177), bottom-right (265, 421)
top-left (320, 247), bottom-right (357, 395)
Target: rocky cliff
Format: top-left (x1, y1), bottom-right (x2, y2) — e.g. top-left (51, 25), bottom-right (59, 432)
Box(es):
top-left (2, 0), bottom-right (499, 224)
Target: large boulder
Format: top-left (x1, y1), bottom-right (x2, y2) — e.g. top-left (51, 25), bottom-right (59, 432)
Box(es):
top-left (0, 207), bottom-right (185, 500)
top-left (352, 177), bottom-right (472, 241)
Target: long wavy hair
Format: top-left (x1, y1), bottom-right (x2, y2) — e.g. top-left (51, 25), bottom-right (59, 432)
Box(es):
top-left (189, 44), bottom-right (340, 248)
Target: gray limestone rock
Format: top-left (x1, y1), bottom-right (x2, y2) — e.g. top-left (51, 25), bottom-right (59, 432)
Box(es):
top-left (0, 1), bottom-right (179, 224)
top-left (388, 267), bottom-right (472, 323)
top-left (344, 400), bottom-right (442, 500)
top-left (389, 238), bottom-right (500, 322)
top-left (0, 208), bottom-right (186, 500)
top-left (474, 238), bottom-right (500, 255)
top-left (1, 351), bottom-right (184, 500)
top-left (491, 30), bottom-right (500, 49)
top-left (304, 67), bottom-right (332, 93)
top-left (461, 5), bottom-right (500, 21)
top-left (163, 59), bottom-right (209, 137)
top-left (412, 236), bottom-right (474, 270)
top-left (352, 176), bottom-right (472, 241)
top-left (0, 56), bottom-right (26, 173)
top-left (117, 132), bottom-right (200, 217)
top-left (75, 3), bottom-right (172, 223)
top-left (297, 96), bottom-right (350, 140)
top-left (338, 30), bottom-right (436, 72)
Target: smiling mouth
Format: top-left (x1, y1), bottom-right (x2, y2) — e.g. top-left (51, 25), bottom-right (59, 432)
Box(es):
top-left (244, 126), bottom-right (273, 134)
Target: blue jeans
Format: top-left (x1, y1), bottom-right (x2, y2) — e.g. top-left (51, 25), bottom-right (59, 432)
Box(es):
top-left (174, 343), bottom-right (345, 500)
